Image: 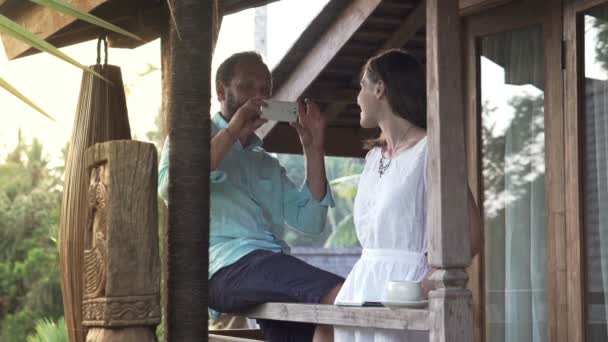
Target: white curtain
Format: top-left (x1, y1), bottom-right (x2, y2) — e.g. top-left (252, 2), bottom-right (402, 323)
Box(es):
top-left (481, 26), bottom-right (547, 342)
top-left (585, 77), bottom-right (608, 340)
top-left (503, 97), bottom-right (546, 342)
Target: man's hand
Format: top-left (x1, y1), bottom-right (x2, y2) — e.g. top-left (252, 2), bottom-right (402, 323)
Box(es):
top-left (227, 98), bottom-right (268, 140)
top-left (292, 99), bottom-right (326, 151)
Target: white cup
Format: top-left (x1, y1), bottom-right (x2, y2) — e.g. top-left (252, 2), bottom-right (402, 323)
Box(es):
top-left (384, 280), bottom-right (423, 302)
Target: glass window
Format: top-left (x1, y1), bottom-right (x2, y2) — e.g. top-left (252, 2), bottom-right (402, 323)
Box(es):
top-left (583, 6), bottom-right (608, 341)
top-left (480, 26), bottom-right (547, 342)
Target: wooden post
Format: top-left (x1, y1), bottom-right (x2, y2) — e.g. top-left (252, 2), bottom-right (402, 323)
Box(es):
top-left (81, 141), bottom-right (160, 342)
top-left (426, 1), bottom-right (474, 341)
top-left (163, 0), bottom-right (214, 340)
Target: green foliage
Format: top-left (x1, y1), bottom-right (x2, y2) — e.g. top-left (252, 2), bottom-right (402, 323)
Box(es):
top-left (26, 317), bottom-right (67, 342)
top-left (0, 134), bottom-right (64, 341)
top-left (275, 154), bottom-right (364, 248)
top-left (591, 8), bottom-right (608, 71)
top-left (481, 93), bottom-right (544, 219)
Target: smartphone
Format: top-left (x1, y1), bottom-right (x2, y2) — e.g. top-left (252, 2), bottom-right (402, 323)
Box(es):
top-left (261, 100), bottom-right (298, 123)
top-left (362, 301), bottom-right (384, 307)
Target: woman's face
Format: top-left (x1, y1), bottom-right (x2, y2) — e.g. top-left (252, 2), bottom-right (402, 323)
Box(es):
top-left (357, 71), bottom-right (381, 129)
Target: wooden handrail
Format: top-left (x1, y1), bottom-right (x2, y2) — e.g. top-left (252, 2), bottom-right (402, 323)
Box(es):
top-left (241, 303), bottom-right (429, 331)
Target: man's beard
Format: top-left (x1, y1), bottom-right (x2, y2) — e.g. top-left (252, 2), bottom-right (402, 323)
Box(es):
top-left (224, 90), bottom-right (245, 121)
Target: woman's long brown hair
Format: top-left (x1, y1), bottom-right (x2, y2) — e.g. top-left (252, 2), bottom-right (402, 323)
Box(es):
top-left (362, 49), bottom-right (427, 149)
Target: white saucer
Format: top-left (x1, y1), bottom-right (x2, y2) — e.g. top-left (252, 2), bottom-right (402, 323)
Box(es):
top-left (381, 299), bottom-right (428, 308)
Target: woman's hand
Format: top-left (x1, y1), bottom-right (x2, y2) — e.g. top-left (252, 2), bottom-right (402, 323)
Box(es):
top-left (292, 99), bottom-right (326, 152)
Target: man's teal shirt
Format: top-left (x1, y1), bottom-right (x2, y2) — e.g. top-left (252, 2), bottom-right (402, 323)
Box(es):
top-left (158, 113), bottom-right (334, 281)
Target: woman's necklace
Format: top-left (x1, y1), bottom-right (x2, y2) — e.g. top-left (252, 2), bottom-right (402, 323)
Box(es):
top-left (378, 156), bottom-right (391, 177)
top-left (377, 126), bottom-right (413, 178)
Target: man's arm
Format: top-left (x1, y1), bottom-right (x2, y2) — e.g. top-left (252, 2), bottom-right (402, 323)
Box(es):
top-left (210, 127), bottom-right (237, 171)
top-left (211, 98), bottom-right (267, 170)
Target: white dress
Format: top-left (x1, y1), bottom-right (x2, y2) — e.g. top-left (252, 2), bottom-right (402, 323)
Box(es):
top-left (334, 137), bottom-right (430, 342)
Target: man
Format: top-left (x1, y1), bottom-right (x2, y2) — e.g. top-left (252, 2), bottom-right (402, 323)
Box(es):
top-left (158, 51), bottom-right (343, 342)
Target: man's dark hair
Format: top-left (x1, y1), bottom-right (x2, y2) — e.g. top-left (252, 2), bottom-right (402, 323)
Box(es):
top-left (216, 51), bottom-right (267, 85)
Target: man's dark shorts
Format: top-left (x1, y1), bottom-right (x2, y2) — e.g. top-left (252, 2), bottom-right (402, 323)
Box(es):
top-left (209, 250), bottom-right (344, 342)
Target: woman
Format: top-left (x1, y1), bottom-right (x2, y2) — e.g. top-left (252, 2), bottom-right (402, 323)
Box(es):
top-left (334, 49), bottom-right (481, 342)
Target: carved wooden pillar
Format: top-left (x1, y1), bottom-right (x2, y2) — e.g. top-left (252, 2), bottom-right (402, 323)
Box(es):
top-left (81, 141), bottom-right (160, 342)
top-left (426, 0), bottom-right (474, 341)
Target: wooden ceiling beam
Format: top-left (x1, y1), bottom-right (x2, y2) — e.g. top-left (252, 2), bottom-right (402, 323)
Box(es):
top-left (305, 88), bottom-right (358, 103)
top-left (322, 0), bottom-right (426, 124)
top-left (459, 0), bottom-right (512, 16)
top-left (0, 0), bottom-right (278, 60)
top-left (263, 125), bottom-right (378, 158)
top-left (269, 0), bottom-right (383, 101)
top-left (257, 0), bottom-right (384, 140)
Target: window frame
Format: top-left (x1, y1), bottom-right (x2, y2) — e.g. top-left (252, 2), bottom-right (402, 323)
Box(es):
top-left (463, 1), bottom-right (567, 341)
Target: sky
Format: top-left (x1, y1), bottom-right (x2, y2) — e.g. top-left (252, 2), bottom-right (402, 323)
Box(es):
top-left (0, 0), bottom-right (329, 167)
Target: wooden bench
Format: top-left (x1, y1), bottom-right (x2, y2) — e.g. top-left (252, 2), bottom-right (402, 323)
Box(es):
top-left (209, 303), bottom-right (429, 341)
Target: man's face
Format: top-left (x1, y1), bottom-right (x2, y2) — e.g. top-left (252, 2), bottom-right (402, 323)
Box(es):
top-left (219, 60), bottom-right (272, 120)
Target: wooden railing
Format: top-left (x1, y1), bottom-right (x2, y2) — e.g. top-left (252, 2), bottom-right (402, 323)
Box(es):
top-left (212, 1), bottom-right (474, 341)
top-left (245, 303), bottom-right (429, 331)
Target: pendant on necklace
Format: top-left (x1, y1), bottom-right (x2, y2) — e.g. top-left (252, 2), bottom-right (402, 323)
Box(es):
top-left (378, 157), bottom-right (391, 177)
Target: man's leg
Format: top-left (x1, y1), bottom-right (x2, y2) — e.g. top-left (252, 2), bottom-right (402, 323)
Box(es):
top-left (208, 250), bottom-right (344, 342)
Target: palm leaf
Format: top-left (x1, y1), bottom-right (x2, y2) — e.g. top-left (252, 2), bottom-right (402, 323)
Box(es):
top-left (29, 0), bottom-right (144, 42)
top-left (0, 76), bottom-right (54, 121)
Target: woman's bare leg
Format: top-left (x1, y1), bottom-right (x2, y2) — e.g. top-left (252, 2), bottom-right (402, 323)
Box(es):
top-left (312, 283), bottom-right (343, 342)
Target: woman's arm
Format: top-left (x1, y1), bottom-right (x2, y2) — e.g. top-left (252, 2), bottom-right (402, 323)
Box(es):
top-left (468, 188), bottom-right (482, 258)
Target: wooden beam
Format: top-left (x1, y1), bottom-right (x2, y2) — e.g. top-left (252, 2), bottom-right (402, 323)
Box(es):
top-left (426, 1), bottom-right (473, 341)
top-left (1, 0), bottom-right (107, 59)
top-left (243, 303), bottom-right (430, 331)
top-left (459, 0), bottom-right (512, 16)
top-left (262, 125), bottom-right (377, 158)
top-left (564, 2), bottom-right (586, 342)
top-left (261, 0), bottom-right (426, 141)
top-left (0, 0), bottom-right (260, 60)
top-left (382, 2), bottom-right (426, 53)
top-left (321, 0), bottom-right (426, 125)
top-left (274, 0), bottom-right (381, 101)
top-left (463, 14), bottom-right (484, 342)
top-left (426, 0), bottom-right (470, 274)
top-left (164, 0), bottom-right (213, 340)
top-left (256, 0), bottom-right (383, 139)
top-left (305, 88), bottom-right (358, 103)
